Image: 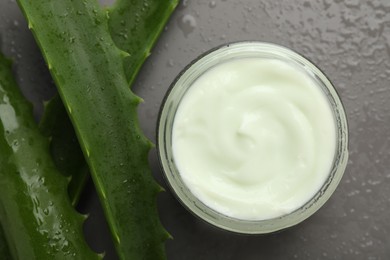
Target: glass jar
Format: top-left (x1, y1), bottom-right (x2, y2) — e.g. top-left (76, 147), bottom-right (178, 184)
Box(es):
top-left (157, 42), bottom-right (348, 234)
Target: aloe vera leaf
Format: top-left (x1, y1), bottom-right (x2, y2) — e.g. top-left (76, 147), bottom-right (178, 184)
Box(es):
top-left (37, 0), bottom-right (179, 208)
top-left (16, 1), bottom-right (171, 259)
top-left (36, 0), bottom-right (180, 205)
top-left (0, 1), bottom-right (178, 257)
top-left (39, 95), bottom-right (89, 207)
top-left (108, 0), bottom-right (179, 85)
top-left (0, 53), bottom-right (100, 259)
top-left (0, 226), bottom-right (11, 260)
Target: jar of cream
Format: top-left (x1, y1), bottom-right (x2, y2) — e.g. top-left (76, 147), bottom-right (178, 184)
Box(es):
top-left (157, 42), bottom-right (348, 233)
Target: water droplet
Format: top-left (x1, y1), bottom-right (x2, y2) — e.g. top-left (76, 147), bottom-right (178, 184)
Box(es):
top-left (209, 1), bottom-right (216, 8)
top-left (303, 1), bottom-right (311, 7)
top-left (344, 0), bottom-right (360, 7)
top-left (180, 0), bottom-right (189, 8)
top-left (177, 14), bottom-right (197, 37)
top-left (167, 59), bottom-right (174, 67)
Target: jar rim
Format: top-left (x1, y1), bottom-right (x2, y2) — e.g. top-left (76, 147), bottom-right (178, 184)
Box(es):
top-left (157, 41), bottom-right (349, 234)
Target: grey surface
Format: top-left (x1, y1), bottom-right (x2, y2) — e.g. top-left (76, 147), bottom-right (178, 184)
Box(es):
top-left (1, 0), bottom-right (390, 259)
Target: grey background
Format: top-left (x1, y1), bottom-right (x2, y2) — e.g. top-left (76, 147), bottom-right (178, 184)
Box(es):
top-left (1, 0), bottom-right (389, 259)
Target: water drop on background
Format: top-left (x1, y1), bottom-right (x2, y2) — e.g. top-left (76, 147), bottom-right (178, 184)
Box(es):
top-left (177, 14), bottom-right (197, 37)
top-left (167, 59), bottom-right (174, 67)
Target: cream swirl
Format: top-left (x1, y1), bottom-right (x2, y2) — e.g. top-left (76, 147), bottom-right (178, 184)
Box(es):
top-left (172, 58), bottom-right (336, 220)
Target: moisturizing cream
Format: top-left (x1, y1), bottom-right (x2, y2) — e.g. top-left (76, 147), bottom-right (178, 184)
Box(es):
top-left (158, 42), bottom-right (348, 233)
top-left (172, 58), bottom-right (336, 220)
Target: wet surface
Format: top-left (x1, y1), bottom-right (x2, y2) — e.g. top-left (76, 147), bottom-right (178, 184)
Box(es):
top-left (1, 0), bottom-right (390, 259)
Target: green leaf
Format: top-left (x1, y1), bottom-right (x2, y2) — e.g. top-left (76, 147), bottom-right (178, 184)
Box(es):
top-left (39, 95), bottom-right (89, 207)
top-left (0, 52), bottom-right (100, 259)
top-left (0, 226), bottom-right (11, 260)
top-left (16, 0), bottom-right (178, 259)
top-left (108, 0), bottom-right (179, 85)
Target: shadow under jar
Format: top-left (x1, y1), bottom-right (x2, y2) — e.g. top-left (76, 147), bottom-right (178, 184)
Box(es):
top-left (157, 42), bottom-right (348, 234)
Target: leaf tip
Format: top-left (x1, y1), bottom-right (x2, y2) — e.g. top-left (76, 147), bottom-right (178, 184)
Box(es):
top-left (66, 175), bottom-right (72, 184)
top-left (147, 140), bottom-right (155, 149)
top-left (98, 252), bottom-right (106, 259)
top-left (120, 50), bottom-right (130, 59)
top-left (81, 213), bottom-right (89, 221)
top-left (42, 99), bottom-right (50, 109)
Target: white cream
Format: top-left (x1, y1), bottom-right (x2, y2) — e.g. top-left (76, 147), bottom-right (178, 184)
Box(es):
top-left (172, 58), bottom-right (336, 221)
